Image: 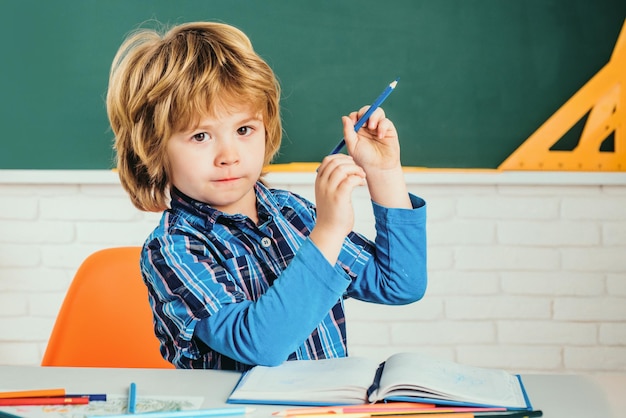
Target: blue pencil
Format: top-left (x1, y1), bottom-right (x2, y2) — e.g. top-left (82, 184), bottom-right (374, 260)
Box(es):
top-left (127, 382), bottom-right (137, 414)
top-left (87, 407), bottom-right (255, 418)
top-left (66, 394), bottom-right (107, 401)
top-left (329, 77), bottom-right (399, 155)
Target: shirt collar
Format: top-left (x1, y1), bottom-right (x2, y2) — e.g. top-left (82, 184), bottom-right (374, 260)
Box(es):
top-left (169, 182), bottom-right (287, 224)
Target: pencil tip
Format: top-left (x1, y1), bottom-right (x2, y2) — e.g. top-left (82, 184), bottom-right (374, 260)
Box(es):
top-left (390, 78), bottom-right (399, 88)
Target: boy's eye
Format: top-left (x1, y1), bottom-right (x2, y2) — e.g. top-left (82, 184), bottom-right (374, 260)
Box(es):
top-left (192, 132), bottom-right (210, 142)
top-left (237, 126), bottom-right (252, 136)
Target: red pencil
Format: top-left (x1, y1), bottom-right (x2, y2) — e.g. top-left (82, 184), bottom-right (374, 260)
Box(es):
top-left (273, 403), bottom-right (437, 416)
top-left (0, 397), bottom-right (89, 406)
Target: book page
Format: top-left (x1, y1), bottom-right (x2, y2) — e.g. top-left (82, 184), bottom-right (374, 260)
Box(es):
top-left (229, 357), bottom-right (380, 405)
top-left (372, 352), bottom-right (527, 408)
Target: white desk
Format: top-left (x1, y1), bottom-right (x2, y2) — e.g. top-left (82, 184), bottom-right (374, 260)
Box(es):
top-left (0, 366), bottom-right (620, 418)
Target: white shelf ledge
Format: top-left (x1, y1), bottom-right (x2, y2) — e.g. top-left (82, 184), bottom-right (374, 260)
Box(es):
top-left (1, 169), bottom-right (626, 186)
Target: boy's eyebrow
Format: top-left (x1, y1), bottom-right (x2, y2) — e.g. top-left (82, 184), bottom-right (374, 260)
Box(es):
top-left (237, 116), bottom-right (264, 125)
top-left (191, 115), bottom-right (263, 131)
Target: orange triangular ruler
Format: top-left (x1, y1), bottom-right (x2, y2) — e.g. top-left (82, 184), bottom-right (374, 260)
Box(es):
top-left (499, 20), bottom-right (625, 171)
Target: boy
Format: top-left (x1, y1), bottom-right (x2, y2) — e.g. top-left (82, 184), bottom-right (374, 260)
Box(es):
top-left (107, 21), bottom-right (427, 370)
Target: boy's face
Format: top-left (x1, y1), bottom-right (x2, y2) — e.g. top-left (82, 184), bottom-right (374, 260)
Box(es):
top-left (166, 105), bottom-right (266, 217)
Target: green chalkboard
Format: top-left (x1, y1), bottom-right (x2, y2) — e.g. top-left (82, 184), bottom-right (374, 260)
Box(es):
top-left (1, 1), bottom-right (624, 169)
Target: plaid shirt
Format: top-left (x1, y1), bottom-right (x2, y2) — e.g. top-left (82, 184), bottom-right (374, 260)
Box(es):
top-left (141, 183), bottom-right (427, 370)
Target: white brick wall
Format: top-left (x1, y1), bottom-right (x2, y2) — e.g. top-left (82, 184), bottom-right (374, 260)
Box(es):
top-left (0, 170), bottom-right (625, 375)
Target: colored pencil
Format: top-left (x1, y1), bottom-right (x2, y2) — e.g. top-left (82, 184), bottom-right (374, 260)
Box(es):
top-left (285, 411), bottom-right (542, 418)
top-left (473, 411), bottom-right (543, 418)
top-left (66, 393), bottom-right (107, 401)
top-left (286, 414), bottom-right (474, 418)
top-left (0, 396), bottom-right (89, 406)
top-left (278, 408), bottom-right (507, 417)
top-left (128, 382), bottom-right (137, 413)
top-left (86, 407), bottom-right (255, 418)
top-left (274, 403), bottom-right (437, 416)
top-left (0, 389), bottom-right (65, 399)
top-left (329, 78), bottom-right (399, 155)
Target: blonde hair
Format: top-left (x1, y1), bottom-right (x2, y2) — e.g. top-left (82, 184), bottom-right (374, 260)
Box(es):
top-left (107, 22), bottom-right (282, 211)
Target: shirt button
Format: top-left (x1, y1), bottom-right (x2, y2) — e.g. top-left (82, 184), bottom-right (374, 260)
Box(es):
top-left (261, 237), bottom-right (272, 248)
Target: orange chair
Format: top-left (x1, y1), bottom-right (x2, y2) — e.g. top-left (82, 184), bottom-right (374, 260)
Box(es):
top-left (42, 247), bottom-right (174, 368)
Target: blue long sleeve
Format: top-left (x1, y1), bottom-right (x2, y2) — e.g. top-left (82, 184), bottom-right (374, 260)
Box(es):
top-left (195, 195), bottom-right (427, 367)
top-left (345, 194), bottom-right (427, 304)
top-left (195, 239), bottom-right (350, 366)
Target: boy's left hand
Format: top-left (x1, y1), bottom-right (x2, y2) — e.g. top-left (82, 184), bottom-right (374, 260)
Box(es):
top-left (342, 106), bottom-right (401, 172)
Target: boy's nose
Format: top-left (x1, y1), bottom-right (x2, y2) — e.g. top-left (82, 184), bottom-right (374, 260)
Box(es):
top-left (216, 140), bottom-right (240, 166)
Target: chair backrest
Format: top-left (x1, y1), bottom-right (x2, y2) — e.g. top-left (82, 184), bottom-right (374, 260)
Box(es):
top-left (42, 246), bottom-right (174, 368)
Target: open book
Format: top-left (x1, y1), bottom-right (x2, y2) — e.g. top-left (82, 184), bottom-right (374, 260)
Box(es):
top-left (227, 352), bottom-right (532, 410)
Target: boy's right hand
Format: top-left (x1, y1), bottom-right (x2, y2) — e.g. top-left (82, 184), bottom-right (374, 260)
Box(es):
top-left (309, 154), bottom-right (366, 265)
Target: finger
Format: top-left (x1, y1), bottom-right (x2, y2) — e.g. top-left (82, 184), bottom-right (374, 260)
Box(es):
top-left (336, 171), bottom-right (367, 193)
top-left (349, 106), bottom-right (379, 127)
top-left (375, 116), bottom-right (394, 139)
top-left (342, 116), bottom-right (359, 149)
top-left (318, 154), bottom-right (357, 180)
top-left (356, 105), bottom-right (370, 119)
top-left (328, 164), bottom-right (367, 195)
top-left (365, 108), bottom-right (386, 131)
top-left (352, 106), bottom-right (387, 131)
top-left (347, 110), bottom-right (360, 126)
top-left (329, 156), bottom-right (366, 181)
top-left (319, 154), bottom-right (365, 188)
